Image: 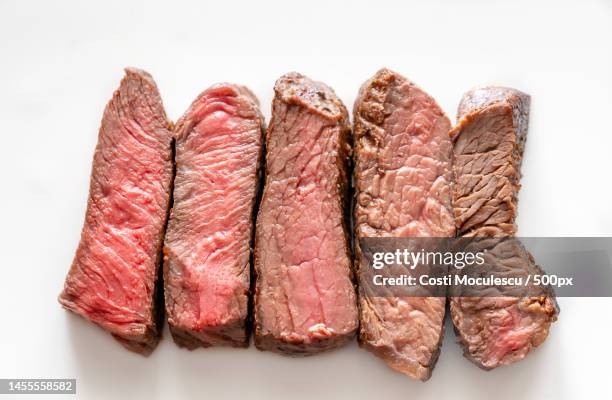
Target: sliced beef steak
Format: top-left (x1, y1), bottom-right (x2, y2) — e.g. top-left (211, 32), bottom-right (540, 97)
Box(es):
top-left (449, 86), bottom-right (558, 369)
top-left (59, 68), bottom-right (174, 355)
top-left (163, 84), bottom-right (264, 349)
top-left (353, 69), bottom-right (455, 381)
top-left (254, 73), bottom-right (358, 355)
top-left (452, 87), bottom-right (531, 237)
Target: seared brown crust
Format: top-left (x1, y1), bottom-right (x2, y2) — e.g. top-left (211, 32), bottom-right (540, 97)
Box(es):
top-left (169, 323), bottom-right (250, 350)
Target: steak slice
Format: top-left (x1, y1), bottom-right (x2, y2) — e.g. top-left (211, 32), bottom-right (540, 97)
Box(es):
top-left (449, 86), bottom-right (559, 369)
top-left (163, 84), bottom-right (264, 349)
top-left (254, 72), bottom-right (358, 355)
top-left (353, 69), bottom-right (455, 381)
top-left (59, 68), bottom-right (174, 355)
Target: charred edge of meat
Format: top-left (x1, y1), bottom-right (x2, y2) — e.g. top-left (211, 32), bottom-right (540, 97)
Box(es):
top-left (274, 72), bottom-right (346, 121)
top-left (255, 332), bottom-right (354, 357)
top-left (170, 324), bottom-right (250, 350)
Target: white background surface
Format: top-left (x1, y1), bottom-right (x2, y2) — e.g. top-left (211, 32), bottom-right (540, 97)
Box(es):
top-left (1, 1), bottom-right (611, 399)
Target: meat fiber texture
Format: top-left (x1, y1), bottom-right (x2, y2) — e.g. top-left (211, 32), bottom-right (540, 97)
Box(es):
top-left (353, 69), bottom-right (455, 381)
top-left (163, 84), bottom-right (264, 349)
top-left (449, 86), bottom-right (559, 370)
top-left (254, 72), bottom-right (358, 355)
top-left (59, 68), bottom-right (174, 355)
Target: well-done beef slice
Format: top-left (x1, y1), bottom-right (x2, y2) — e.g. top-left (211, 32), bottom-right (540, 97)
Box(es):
top-left (59, 68), bottom-right (174, 355)
top-left (163, 84), bottom-right (263, 349)
top-left (254, 72), bottom-right (358, 355)
top-left (452, 87), bottom-right (530, 237)
top-left (353, 68), bottom-right (455, 381)
top-left (449, 86), bottom-right (558, 369)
